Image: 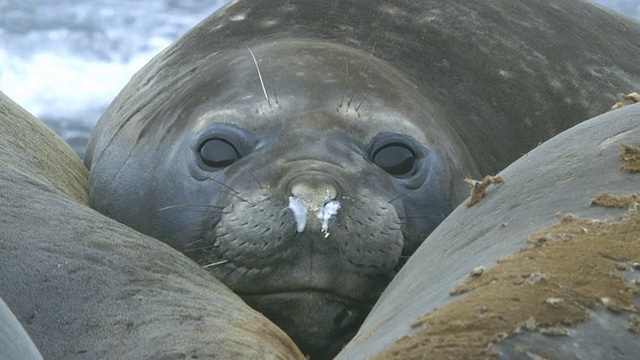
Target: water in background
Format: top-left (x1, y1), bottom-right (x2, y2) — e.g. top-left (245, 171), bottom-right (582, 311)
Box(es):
top-left (0, 0), bottom-right (226, 157)
top-left (0, 0), bottom-right (639, 158)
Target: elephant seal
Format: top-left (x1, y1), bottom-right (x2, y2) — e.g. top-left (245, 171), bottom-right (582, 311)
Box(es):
top-left (0, 297), bottom-right (43, 360)
top-left (0, 90), bottom-right (303, 360)
top-left (337, 104), bottom-right (640, 358)
top-left (84, 0), bottom-right (640, 358)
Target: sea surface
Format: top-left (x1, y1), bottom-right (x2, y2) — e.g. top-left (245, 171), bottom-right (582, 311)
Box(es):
top-left (1, 0), bottom-right (639, 158)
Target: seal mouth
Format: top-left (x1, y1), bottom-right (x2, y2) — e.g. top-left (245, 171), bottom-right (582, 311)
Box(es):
top-left (239, 288), bottom-right (376, 325)
top-left (239, 288), bottom-right (375, 331)
top-left (237, 286), bottom-right (379, 303)
top-left (239, 286), bottom-right (373, 360)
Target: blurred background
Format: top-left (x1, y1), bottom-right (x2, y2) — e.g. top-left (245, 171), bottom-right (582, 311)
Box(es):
top-left (0, 0), bottom-right (638, 158)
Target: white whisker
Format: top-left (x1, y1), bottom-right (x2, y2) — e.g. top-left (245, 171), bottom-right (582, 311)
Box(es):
top-left (248, 46), bottom-right (270, 106)
top-left (203, 260), bottom-right (229, 268)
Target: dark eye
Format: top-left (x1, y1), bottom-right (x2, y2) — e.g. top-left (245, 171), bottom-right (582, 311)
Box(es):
top-left (372, 142), bottom-right (417, 176)
top-left (199, 138), bottom-right (240, 168)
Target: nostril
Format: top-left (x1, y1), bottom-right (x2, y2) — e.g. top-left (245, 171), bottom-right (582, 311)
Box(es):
top-left (287, 175), bottom-right (341, 235)
top-left (289, 176), bottom-right (338, 203)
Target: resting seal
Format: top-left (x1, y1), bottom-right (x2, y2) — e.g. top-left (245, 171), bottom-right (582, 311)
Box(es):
top-left (86, 37), bottom-right (476, 360)
top-left (84, 0), bottom-right (640, 357)
top-left (0, 297), bottom-right (43, 360)
top-left (0, 90), bottom-right (303, 360)
top-left (339, 103), bottom-right (640, 359)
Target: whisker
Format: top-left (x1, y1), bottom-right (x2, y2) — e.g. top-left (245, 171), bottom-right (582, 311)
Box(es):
top-left (388, 189), bottom-right (412, 203)
top-left (347, 43), bottom-right (376, 108)
top-left (268, 57), bottom-right (279, 105)
top-left (203, 260), bottom-right (229, 268)
top-left (355, 81), bottom-right (380, 112)
top-left (205, 173), bottom-right (253, 204)
top-left (169, 209), bottom-right (227, 215)
top-left (397, 214), bottom-right (447, 220)
top-left (158, 204), bottom-right (225, 211)
top-left (247, 46), bottom-right (270, 107)
top-left (239, 164), bottom-right (263, 190)
top-left (205, 173), bottom-right (240, 195)
top-left (339, 58), bottom-right (349, 108)
top-left (183, 238), bottom-right (206, 249)
top-left (219, 189), bottom-right (251, 204)
top-left (184, 245), bottom-right (217, 253)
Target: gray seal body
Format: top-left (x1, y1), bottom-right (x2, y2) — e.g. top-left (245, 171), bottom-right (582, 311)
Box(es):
top-left (0, 90), bottom-right (303, 360)
top-left (84, 0), bottom-right (640, 358)
top-left (338, 103), bottom-right (640, 359)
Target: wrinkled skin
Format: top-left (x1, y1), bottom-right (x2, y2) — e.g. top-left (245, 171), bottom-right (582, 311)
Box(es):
top-left (85, 0), bottom-right (640, 358)
top-left (86, 41), bottom-right (475, 358)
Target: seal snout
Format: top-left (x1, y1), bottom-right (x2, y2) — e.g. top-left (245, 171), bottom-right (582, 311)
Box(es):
top-left (287, 176), bottom-right (341, 236)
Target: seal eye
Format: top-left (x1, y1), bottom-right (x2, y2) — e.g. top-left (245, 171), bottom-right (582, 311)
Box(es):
top-left (372, 142), bottom-right (417, 176)
top-left (199, 138), bottom-right (240, 168)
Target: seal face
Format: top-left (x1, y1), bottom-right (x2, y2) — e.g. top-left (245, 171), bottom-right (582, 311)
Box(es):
top-left (86, 40), bottom-right (475, 358)
top-left (84, 0), bottom-right (640, 356)
top-left (47, 0), bottom-right (640, 356)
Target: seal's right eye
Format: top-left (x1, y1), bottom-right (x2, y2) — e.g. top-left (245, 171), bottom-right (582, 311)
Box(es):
top-left (198, 138), bottom-right (240, 168)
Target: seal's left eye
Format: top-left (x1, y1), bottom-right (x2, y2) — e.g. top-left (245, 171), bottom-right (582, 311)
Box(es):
top-left (372, 142), bottom-right (417, 176)
top-left (199, 138), bottom-right (240, 168)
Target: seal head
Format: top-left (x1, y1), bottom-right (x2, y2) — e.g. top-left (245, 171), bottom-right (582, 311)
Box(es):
top-left (86, 40), bottom-right (477, 358)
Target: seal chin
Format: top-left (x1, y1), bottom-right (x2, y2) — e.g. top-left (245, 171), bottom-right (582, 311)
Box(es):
top-left (242, 290), bottom-right (372, 359)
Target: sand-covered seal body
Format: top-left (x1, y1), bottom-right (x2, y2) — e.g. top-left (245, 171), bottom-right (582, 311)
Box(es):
top-left (337, 104), bottom-right (640, 359)
top-left (85, 0), bottom-right (640, 358)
